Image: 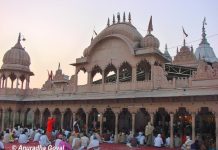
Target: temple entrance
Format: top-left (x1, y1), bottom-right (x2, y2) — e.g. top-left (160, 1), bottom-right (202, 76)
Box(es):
top-left (135, 108), bottom-right (150, 133)
top-left (154, 108), bottom-right (170, 137)
top-left (76, 108), bottom-right (86, 133)
top-left (42, 108), bottom-right (51, 129)
top-left (118, 108), bottom-right (132, 134)
top-left (103, 108), bottom-right (115, 134)
top-left (34, 109), bottom-right (40, 128)
top-left (174, 107), bottom-right (192, 139)
top-left (88, 108), bottom-right (99, 132)
top-left (196, 107), bottom-right (215, 143)
top-left (63, 108), bottom-right (72, 130)
top-left (52, 108), bottom-right (61, 129)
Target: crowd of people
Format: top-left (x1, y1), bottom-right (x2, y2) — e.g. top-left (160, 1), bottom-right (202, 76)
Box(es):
top-left (0, 119), bottom-right (216, 150)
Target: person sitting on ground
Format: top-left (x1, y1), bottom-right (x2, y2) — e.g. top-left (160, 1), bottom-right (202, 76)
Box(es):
top-left (137, 132), bottom-right (145, 145)
top-left (0, 132), bottom-right (5, 150)
top-left (55, 134), bottom-right (63, 148)
top-left (174, 134), bottom-right (182, 148)
top-left (119, 132), bottom-right (126, 144)
top-left (3, 129), bottom-right (10, 144)
top-left (181, 136), bottom-right (193, 150)
top-left (72, 134), bottom-right (82, 150)
top-left (18, 131), bottom-right (29, 144)
top-left (39, 131), bottom-right (51, 147)
top-left (165, 135), bottom-right (170, 147)
top-left (81, 133), bottom-right (89, 149)
top-left (33, 130), bottom-right (41, 142)
top-left (87, 135), bottom-right (100, 150)
top-left (191, 139), bottom-right (200, 150)
top-left (154, 134), bottom-right (163, 148)
top-left (58, 135), bottom-right (72, 150)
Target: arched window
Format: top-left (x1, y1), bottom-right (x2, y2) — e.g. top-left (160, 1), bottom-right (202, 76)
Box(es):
top-left (104, 64), bottom-right (117, 83)
top-left (77, 68), bottom-right (87, 85)
top-left (119, 62), bottom-right (132, 82)
top-left (91, 65), bottom-right (102, 84)
top-left (137, 60), bottom-right (151, 81)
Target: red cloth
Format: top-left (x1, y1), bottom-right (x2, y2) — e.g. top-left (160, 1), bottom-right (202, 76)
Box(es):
top-left (46, 118), bottom-right (56, 132)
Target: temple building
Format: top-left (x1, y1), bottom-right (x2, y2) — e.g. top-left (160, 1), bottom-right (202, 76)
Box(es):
top-left (0, 13), bottom-right (218, 148)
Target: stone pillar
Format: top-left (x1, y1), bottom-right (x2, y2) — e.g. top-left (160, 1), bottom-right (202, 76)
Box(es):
top-left (101, 70), bottom-right (105, 92)
top-left (74, 71), bottom-right (78, 92)
top-left (116, 69), bottom-right (119, 91)
top-left (25, 76), bottom-right (29, 90)
top-left (40, 112), bottom-right (43, 128)
top-left (61, 112), bottom-right (64, 129)
top-left (215, 112), bottom-right (218, 150)
top-left (149, 112), bottom-right (154, 124)
top-left (1, 109), bottom-right (5, 131)
top-left (5, 77), bottom-right (8, 88)
top-left (132, 113), bottom-right (136, 135)
top-left (132, 66), bottom-right (136, 89)
top-left (20, 111), bottom-right (25, 126)
top-left (114, 112), bottom-right (119, 143)
top-left (170, 113), bottom-right (174, 148)
top-left (86, 112), bottom-right (89, 134)
top-left (70, 112), bottom-right (75, 129)
top-left (32, 111), bottom-right (35, 129)
top-left (12, 110), bottom-right (16, 128)
top-left (16, 78), bottom-right (19, 89)
top-left (191, 112), bottom-right (196, 141)
top-left (99, 113), bottom-right (103, 135)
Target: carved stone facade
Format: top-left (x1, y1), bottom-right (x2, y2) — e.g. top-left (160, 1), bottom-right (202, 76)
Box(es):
top-left (0, 14), bottom-right (218, 148)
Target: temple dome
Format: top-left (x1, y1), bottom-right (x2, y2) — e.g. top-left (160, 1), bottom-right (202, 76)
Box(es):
top-left (144, 33), bottom-right (160, 49)
top-left (1, 35), bottom-right (31, 72)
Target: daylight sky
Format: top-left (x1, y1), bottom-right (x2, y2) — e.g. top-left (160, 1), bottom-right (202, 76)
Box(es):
top-left (0, 0), bottom-right (218, 88)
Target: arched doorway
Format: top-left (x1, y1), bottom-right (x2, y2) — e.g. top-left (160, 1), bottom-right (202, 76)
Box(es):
top-left (52, 108), bottom-right (61, 129)
top-left (196, 107), bottom-right (215, 143)
top-left (24, 108), bottom-right (34, 127)
top-left (4, 108), bottom-right (13, 128)
top-left (63, 108), bottom-right (72, 130)
top-left (76, 108), bottom-right (86, 133)
top-left (118, 108), bottom-right (132, 134)
top-left (103, 108), bottom-right (115, 134)
top-left (154, 108), bottom-right (170, 137)
top-left (174, 107), bottom-right (192, 138)
top-left (88, 108), bottom-right (99, 132)
top-left (135, 108), bottom-right (150, 133)
top-left (42, 108), bottom-right (51, 129)
top-left (34, 109), bottom-right (40, 128)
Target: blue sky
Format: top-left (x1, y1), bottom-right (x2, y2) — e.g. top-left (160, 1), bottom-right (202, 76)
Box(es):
top-left (0, 0), bottom-right (218, 88)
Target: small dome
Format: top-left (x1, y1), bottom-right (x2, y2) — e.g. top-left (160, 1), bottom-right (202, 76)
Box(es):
top-left (144, 34), bottom-right (160, 49)
top-left (3, 43), bottom-right (30, 66)
top-left (180, 45), bottom-right (190, 53)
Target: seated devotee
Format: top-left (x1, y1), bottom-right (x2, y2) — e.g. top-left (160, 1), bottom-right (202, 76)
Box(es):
top-left (55, 134), bottom-right (63, 148)
top-left (87, 136), bottom-right (100, 150)
top-left (33, 130), bottom-right (41, 142)
top-left (58, 138), bottom-right (72, 150)
top-left (154, 134), bottom-right (163, 148)
top-left (181, 136), bottom-right (193, 150)
top-left (0, 133), bottom-right (5, 150)
top-left (81, 133), bottom-right (89, 149)
top-left (3, 129), bottom-right (10, 143)
top-left (94, 132), bottom-right (102, 143)
top-left (118, 132), bottom-right (126, 144)
top-left (126, 131), bottom-right (133, 143)
top-left (68, 131), bottom-right (76, 145)
top-left (39, 132), bottom-right (51, 147)
top-left (191, 139), bottom-right (200, 150)
top-left (174, 134), bottom-right (182, 148)
top-left (165, 136), bottom-right (170, 147)
top-left (72, 134), bottom-right (82, 150)
top-left (18, 131), bottom-right (29, 144)
top-left (137, 132), bottom-right (145, 145)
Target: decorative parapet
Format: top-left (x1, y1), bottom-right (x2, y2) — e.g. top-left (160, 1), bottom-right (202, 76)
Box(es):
top-left (192, 60), bottom-right (218, 80)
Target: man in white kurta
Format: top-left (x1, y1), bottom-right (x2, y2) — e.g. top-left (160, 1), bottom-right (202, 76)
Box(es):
top-left (154, 134), bottom-right (163, 147)
top-left (39, 133), bottom-right (51, 147)
top-left (33, 130), bottom-right (41, 142)
top-left (18, 132), bottom-right (29, 144)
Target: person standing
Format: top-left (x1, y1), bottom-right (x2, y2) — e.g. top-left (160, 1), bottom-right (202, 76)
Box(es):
top-left (46, 117), bottom-right (56, 141)
top-left (145, 122), bottom-right (154, 146)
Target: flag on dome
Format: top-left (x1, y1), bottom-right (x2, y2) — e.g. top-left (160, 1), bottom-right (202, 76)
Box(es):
top-left (182, 27), bottom-right (188, 37)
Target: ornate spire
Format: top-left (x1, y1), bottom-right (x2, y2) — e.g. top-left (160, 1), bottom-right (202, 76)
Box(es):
top-left (107, 18), bottom-right (110, 27)
top-left (200, 17), bottom-right (208, 44)
top-left (113, 14), bottom-right (115, 24)
top-left (147, 16), bottom-right (153, 34)
top-left (164, 43), bottom-right (172, 61)
top-left (18, 32), bottom-right (21, 43)
top-left (117, 12), bottom-right (120, 23)
top-left (183, 39), bottom-right (186, 46)
top-left (123, 12), bottom-right (126, 22)
top-left (165, 44), bottom-right (168, 51)
top-left (128, 12), bottom-right (131, 23)
top-left (14, 33), bottom-right (23, 49)
top-left (58, 62), bottom-right (61, 70)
